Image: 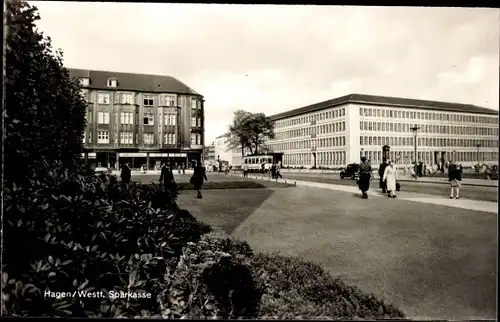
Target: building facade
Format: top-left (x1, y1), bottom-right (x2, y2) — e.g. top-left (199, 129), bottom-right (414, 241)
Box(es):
top-left (203, 143), bottom-right (216, 166)
top-left (266, 94), bottom-right (499, 169)
top-left (70, 68), bottom-right (205, 169)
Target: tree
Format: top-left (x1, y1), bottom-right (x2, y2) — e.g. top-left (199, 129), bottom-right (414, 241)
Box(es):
top-left (4, 0), bottom-right (87, 187)
top-left (228, 110), bottom-right (253, 157)
top-left (228, 110), bottom-right (275, 156)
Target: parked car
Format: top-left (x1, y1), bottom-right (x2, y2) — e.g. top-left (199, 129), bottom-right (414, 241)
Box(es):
top-left (340, 163), bottom-right (359, 180)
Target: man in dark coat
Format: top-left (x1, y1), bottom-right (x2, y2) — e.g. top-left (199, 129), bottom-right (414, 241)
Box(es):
top-left (378, 159), bottom-right (388, 193)
top-left (159, 161), bottom-right (175, 192)
top-left (358, 157), bottom-right (372, 199)
top-left (191, 161), bottom-right (208, 199)
top-left (120, 162), bottom-right (131, 189)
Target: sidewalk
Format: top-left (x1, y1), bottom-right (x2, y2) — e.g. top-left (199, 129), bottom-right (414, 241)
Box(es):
top-left (232, 173), bottom-right (498, 214)
top-left (374, 175), bottom-right (498, 187)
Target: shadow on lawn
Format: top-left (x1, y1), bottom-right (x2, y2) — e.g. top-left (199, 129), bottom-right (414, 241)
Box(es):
top-left (176, 187), bottom-right (277, 235)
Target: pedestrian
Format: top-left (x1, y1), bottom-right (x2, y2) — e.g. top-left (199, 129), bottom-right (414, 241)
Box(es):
top-left (243, 163), bottom-right (249, 178)
top-left (270, 163), bottom-right (277, 179)
top-left (378, 159), bottom-right (388, 193)
top-left (423, 164), bottom-right (427, 176)
top-left (159, 161), bottom-right (176, 192)
top-left (383, 160), bottom-right (399, 198)
top-left (120, 162), bottom-right (131, 189)
top-left (190, 161), bottom-right (208, 199)
top-left (448, 161), bottom-right (462, 199)
top-left (276, 162), bottom-right (283, 179)
top-left (358, 157), bottom-right (372, 199)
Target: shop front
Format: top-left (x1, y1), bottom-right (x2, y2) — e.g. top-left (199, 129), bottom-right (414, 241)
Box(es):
top-left (117, 152), bottom-right (189, 170)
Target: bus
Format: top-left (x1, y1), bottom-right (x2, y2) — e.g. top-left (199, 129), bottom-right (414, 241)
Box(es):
top-left (243, 154), bottom-right (281, 173)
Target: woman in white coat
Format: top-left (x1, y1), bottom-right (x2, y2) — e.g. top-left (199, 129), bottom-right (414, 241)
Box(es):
top-left (383, 160), bottom-right (399, 198)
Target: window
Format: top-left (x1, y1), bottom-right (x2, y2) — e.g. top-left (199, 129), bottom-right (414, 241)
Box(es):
top-left (143, 133), bottom-right (154, 145)
top-left (120, 132), bottom-right (133, 144)
top-left (107, 78), bottom-right (117, 88)
top-left (191, 117), bottom-right (197, 127)
top-left (82, 132), bottom-right (86, 144)
top-left (120, 112), bottom-right (133, 125)
top-left (98, 93), bottom-right (110, 104)
top-left (164, 133), bottom-right (177, 145)
top-left (143, 95), bottom-right (154, 106)
top-left (191, 133), bottom-right (196, 145)
top-left (97, 131), bottom-right (109, 144)
top-left (143, 113), bottom-right (154, 125)
top-left (80, 78), bottom-right (90, 87)
top-left (98, 112), bottom-right (110, 124)
top-left (191, 98), bottom-right (197, 110)
top-left (121, 93), bottom-right (134, 105)
top-left (159, 94), bottom-right (176, 106)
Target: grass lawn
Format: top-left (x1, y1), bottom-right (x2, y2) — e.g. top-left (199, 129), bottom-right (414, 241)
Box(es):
top-left (178, 185), bottom-right (497, 320)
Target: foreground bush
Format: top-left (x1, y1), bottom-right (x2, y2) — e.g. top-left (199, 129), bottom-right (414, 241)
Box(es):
top-left (252, 254), bottom-right (405, 319)
top-left (2, 162), bottom-right (210, 317)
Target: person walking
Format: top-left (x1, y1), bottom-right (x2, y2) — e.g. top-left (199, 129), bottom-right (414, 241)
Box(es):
top-left (448, 161), bottom-right (462, 199)
top-left (159, 161), bottom-right (176, 192)
top-left (358, 157), bottom-right (373, 199)
top-left (275, 162), bottom-right (283, 179)
top-left (190, 161), bottom-right (208, 199)
top-left (383, 160), bottom-right (399, 198)
top-left (378, 159), bottom-right (388, 193)
top-left (120, 162), bottom-right (131, 189)
top-left (270, 163), bottom-right (277, 179)
top-left (243, 163), bottom-right (249, 178)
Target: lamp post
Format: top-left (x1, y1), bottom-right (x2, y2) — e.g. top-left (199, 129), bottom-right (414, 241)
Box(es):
top-left (476, 144), bottom-right (481, 167)
top-left (410, 126), bottom-right (420, 180)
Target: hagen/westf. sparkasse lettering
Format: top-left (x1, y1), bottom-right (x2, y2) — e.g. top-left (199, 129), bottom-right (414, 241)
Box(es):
top-left (44, 290), bottom-right (151, 299)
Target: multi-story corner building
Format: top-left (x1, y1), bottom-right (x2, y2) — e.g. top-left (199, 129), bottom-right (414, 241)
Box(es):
top-left (266, 94), bottom-right (499, 169)
top-left (70, 68), bottom-right (205, 170)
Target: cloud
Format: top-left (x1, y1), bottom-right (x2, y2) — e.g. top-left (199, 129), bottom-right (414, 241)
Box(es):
top-left (30, 3), bottom-right (499, 143)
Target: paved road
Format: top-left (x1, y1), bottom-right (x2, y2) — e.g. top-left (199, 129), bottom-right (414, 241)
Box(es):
top-left (176, 175), bottom-right (496, 320)
top-left (241, 172), bottom-right (497, 202)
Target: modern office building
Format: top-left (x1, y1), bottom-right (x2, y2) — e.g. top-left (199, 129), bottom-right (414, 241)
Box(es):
top-left (69, 68), bottom-right (205, 169)
top-left (266, 94), bottom-right (499, 168)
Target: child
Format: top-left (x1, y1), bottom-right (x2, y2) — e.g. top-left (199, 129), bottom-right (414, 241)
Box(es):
top-left (450, 178), bottom-right (460, 199)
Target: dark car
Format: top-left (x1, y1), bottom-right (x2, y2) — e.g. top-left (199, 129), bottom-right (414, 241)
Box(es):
top-left (340, 163), bottom-right (359, 180)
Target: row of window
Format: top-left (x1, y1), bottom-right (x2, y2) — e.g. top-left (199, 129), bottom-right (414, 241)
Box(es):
top-left (94, 111), bottom-right (179, 126)
top-left (358, 150), bottom-right (497, 165)
top-left (275, 108), bottom-right (346, 129)
top-left (269, 136), bottom-right (347, 152)
top-left (284, 152), bottom-right (346, 166)
top-left (88, 91), bottom-right (198, 109)
top-left (360, 121), bottom-right (498, 136)
top-left (87, 131), bottom-right (181, 145)
top-left (275, 122), bottom-right (346, 139)
top-left (360, 136), bottom-right (499, 148)
top-left (360, 107), bottom-right (498, 124)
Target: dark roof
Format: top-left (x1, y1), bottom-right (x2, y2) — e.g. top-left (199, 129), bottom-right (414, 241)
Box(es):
top-left (269, 94), bottom-right (498, 120)
top-left (68, 68), bottom-right (202, 96)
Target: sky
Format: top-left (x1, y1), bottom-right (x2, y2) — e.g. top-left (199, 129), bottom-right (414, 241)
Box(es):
top-left (31, 2), bottom-right (499, 144)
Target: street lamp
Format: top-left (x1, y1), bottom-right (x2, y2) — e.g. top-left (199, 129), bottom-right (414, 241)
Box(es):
top-left (476, 144), bottom-right (481, 167)
top-left (411, 126), bottom-right (420, 180)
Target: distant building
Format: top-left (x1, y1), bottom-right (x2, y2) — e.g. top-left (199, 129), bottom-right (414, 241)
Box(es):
top-left (69, 68), bottom-right (205, 170)
top-left (266, 94), bottom-right (499, 168)
top-left (214, 132), bottom-right (252, 166)
top-left (203, 143), bottom-right (216, 165)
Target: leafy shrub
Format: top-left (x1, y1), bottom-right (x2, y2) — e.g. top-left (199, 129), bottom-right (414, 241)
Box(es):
top-left (251, 253), bottom-right (405, 319)
top-left (2, 161), bottom-right (209, 318)
top-left (161, 230), bottom-right (262, 319)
